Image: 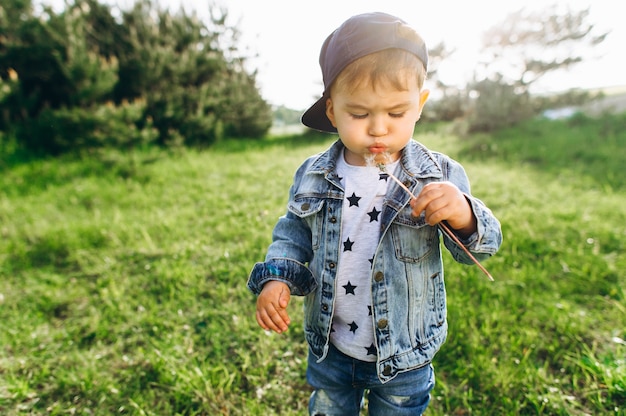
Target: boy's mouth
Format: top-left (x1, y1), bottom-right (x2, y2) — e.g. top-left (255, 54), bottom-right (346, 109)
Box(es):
top-left (368, 144), bottom-right (387, 154)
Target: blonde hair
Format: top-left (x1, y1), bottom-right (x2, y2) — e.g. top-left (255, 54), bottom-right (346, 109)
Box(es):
top-left (331, 48), bottom-right (427, 96)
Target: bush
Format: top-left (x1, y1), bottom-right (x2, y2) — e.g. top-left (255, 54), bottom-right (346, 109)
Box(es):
top-left (1, 0), bottom-right (272, 155)
top-left (16, 100), bottom-right (158, 154)
top-left (423, 90), bottom-right (467, 122)
top-left (465, 77), bottom-right (535, 133)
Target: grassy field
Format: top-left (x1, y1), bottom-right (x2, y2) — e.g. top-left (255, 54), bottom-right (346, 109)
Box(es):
top-left (0, 112), bottom-right (624, 415)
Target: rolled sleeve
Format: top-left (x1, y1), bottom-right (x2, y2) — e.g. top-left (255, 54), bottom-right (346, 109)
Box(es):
top-left (248, 257), bottom-right (317, 296)
top-left (443, 195), bottom-right (502, 264)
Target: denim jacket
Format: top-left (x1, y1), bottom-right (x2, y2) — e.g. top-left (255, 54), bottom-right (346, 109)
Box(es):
top-left (248, 139), bottom-right (502, 383)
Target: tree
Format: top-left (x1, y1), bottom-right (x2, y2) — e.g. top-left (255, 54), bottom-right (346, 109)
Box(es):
top-left (0, 0), bottom-right (74, 123)
top-left (115, 1), bottom-right (271, 145)
top-left (479, 4), bottom-right (607, 91)
top-left (0, 0), bottom-right (272, 154)
top-left (465, 4), bottom-right (608, 132)
top-left (421, 41), bottom-right (467, 122)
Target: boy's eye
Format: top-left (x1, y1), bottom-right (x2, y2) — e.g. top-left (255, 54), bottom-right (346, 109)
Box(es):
top-left (349, 112), bottom-right (405, 119)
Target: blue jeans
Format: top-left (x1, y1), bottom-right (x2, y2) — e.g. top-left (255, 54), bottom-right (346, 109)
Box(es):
top-left (307, 344), bottom-right (435, 415)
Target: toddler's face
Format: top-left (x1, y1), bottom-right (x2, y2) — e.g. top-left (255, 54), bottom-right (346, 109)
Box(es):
top-left (325, 77), bottom-right (428, 166)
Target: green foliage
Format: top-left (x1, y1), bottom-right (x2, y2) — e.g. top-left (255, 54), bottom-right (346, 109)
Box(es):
top-left (0, 0), bottom-right (272, 155)
top-left (0, 0), bottom-right (70, 122)
top-left (0, 116), bottom-right (624, 414)
top-left (117, 0), bottom-right (270, 146)
top-left (16, 100), bottom-right (159, 154)
top-left (273, 105), bottom-right (304, 126)
top-left (423, 89), bottom-right (466, 123)
top-left (459, 4), bottom-right (609, 133)
top-left (461, 81), bottom-right (604, 134)
top-left (465, 76), bottom-right (535, 133)
top-left (458, 111), bottom-right (626, 191)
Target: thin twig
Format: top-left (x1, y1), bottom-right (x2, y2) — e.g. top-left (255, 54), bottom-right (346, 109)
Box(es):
top-left (377, 163), bottom-right (494, 281)
top-left (437, 221), bottom-right (494, 281)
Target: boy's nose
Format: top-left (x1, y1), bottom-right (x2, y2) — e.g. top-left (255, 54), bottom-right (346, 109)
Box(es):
top-left (368, 115), bottom-right (387, 136)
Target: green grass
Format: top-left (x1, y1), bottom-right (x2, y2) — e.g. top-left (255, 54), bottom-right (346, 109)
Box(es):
top-left (0, 115), bottom-right (624, 415)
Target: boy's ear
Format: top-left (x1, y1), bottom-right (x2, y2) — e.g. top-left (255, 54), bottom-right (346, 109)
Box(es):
top-left (419, 89), bottom-right (430, 110)
top-left (416, 89), bottom-right (430, 121)
top-left (325, 98), bottom-right (337, 128)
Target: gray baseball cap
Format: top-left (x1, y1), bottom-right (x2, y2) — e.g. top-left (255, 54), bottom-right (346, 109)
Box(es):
top-left (301, 12), bottom-right (428, 133)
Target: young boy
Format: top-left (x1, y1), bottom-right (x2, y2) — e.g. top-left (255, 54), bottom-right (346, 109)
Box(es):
top-left (248, 12), bottom-right (502, 415)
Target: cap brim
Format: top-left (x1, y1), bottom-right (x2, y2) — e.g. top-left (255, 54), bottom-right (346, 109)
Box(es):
top-left (301, 94), bottom-right (337, 133)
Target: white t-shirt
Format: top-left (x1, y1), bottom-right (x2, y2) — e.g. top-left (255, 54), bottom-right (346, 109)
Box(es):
top-left (331, 152), bottom-right (399, 361)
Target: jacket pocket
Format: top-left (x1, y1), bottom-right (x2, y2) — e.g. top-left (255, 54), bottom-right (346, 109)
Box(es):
top-left (390, 208), bottom-right (438, 263)
top-left (288, 197), bottom-right (325, 250)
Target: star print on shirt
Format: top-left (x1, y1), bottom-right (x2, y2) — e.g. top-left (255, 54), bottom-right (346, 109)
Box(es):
top-left (348, 321), bottom-right (359, 333)
top-left (365, 343), bottom-right (377, 356)
top-left (343, 238), bottom-right (354, 252)
top-left (347, 192), bottom-right (361, 207)
top-left (367, 305), bottom-right (372, 316)
top-left (379, 173), bottom-right (389, 181)
top-left (367, 207), bottom-right (381, 222)
top-left (342, 281), bottom-right (357, 295)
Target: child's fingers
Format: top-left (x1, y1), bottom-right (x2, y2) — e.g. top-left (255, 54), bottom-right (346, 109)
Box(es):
top-left (411, 183), bottom-right (440, 217)
top-left (256, 303), bottom-right (289, 333)
top-left (256, 310), bottom-right (270, 331)
top-left (256, 281), bottom-right (291, 333)
top-left (411, 182), bottom-right (469, 226)
top-left (278, 287), bottom-right (291, 310)
top-left (411, 185), bottom-right (445, 224)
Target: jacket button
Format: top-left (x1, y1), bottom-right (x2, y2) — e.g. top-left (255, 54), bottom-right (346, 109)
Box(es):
top-left (374, 271), bottom-right (384, 282)
top-left (329, 262), bottom-right (336, 269)
top-left (330, 216), bottom-right (337, 223)
top-left (321, 304), bottom-right (329, 312)
top-left (301, 203), bottom-right (310, 210)
top-left (377, 319), bottom-right (388, 329)
top-left (383, 366), bottom-right (392, 376)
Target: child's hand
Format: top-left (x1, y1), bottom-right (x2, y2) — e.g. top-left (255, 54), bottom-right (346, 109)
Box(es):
top-left (256, 280), bottom-right (291, 334)
top-left (410, 181), bottom-right (477, 238)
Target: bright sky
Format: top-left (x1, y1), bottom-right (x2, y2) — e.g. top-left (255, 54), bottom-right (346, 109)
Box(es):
top-left (46, 0), bottom-right (624, 110)
top-left (207, 0), bottom-right (623, 110)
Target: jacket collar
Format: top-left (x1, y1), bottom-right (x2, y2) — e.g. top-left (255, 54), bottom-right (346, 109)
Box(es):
top-left (399, 139), bottom-right (444, 179)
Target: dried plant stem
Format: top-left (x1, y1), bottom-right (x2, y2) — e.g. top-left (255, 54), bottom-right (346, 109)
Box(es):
top-left (437, 221), bottom-right (494, 281)
top-left (380, 164), bottom-right (494, 281)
